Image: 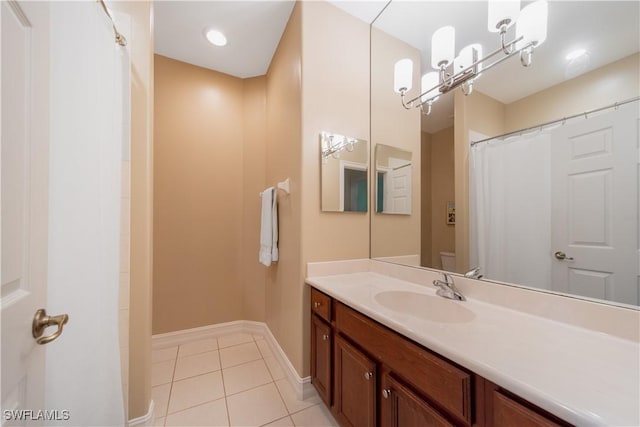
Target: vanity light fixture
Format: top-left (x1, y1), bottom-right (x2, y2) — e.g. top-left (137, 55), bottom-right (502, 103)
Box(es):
top-left (205, 29), bottom-right (227, 47)
top-left (321, 131), bottom-right (363, 162)
top-left (394, 0), bottom-right (548, 115)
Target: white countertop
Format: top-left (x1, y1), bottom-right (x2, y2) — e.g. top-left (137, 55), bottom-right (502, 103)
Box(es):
top-left (306, 272), bottom-right (640, 427)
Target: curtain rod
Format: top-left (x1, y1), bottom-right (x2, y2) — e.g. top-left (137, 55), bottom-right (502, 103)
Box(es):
top-left (97, 0), bottom-right (127, 47)
top-left (470, 96), bottom-right (640, 147)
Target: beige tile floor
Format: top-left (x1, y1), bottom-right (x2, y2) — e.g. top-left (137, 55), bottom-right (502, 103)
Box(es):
top-left (151, 332), bottom-right (338, 427)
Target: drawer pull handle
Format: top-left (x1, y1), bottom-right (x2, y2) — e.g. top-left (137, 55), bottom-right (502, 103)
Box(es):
top-left (364, 372), bottom-right (373, 380)
top-left (382, 389), bottom-right (391, 399)
top-left (322, 334), bottom-right (329, 341)
top-left (314, 302), bottom-right (321, 308)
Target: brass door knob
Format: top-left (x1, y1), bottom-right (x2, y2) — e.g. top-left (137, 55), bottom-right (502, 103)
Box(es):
top-left (554, 251), bottom-right (574, 261)
top-left (32, 309), bottom-right (69, 345)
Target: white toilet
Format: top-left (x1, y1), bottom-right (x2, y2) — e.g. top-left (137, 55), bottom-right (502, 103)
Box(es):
top-left (440, 251), bottom-right (456, 272)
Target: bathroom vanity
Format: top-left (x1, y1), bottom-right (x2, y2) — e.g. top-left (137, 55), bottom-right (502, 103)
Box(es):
top-left (306, 261), bottom-right (640, 427)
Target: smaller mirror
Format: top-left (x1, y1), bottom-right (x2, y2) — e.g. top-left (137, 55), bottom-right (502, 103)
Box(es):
top-left (375, 144), bottom-right (413, 215)
top-left (320, 132), bottom-right (368, 213)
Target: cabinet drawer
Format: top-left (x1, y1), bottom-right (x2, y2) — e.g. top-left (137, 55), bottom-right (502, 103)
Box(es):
top-left (311, 288), bottom-right (332, 322)
top-left (492, 390), bottom-right (567, 427)
top-left (335, 302), bottom-right (472, 425)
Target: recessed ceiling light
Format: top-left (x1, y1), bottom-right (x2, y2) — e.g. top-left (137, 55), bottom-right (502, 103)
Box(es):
top-left (205, 29), bottom-right (227, 47)
top-left (565, 49), bottom-right (587, 61)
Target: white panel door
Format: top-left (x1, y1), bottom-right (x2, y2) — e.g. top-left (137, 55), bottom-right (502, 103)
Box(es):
top-left (1, 0), bottom-right (50, 422)
top-left (384, 158), bottom-right (412, 214)
top-left (551, 104), bottom-right (638, 305)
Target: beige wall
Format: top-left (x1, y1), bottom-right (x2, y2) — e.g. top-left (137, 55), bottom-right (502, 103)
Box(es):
top-left (505, 53), bottom-right (640, 132)
top-left (264, 2), bottom-right (304, 377)
top-left (242, 77), bottom-right (268, 321)
top-left (153, 55), bottom-right (246, 333)
top-left (263, 0), bottom-right (371, 379)
top-left (420, 132), bottom-right (432, 267)
top-left (370, 27), bottom-right (421, 259)
top-left (149, 0), bottom-right (371, 381)
top-left (109, 0), bottom-right (154, 420)
top-left (299, 0), bottom-right (371, 375)
top-left (429, 127), bottom-right (455, 269)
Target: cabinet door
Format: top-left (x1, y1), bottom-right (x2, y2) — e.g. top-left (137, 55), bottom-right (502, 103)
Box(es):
top-left (334, 334), bottom-right (376, 427)
top-left (380, 372), bottom-right (454, 427)
top-left (311, 314), bottom-right (332, 406)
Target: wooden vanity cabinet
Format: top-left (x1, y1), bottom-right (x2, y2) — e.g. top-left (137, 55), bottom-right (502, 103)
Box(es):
top-left (309, 288), bottom-right (572, 427)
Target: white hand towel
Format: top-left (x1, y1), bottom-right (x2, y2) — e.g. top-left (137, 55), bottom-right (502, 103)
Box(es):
top-left (271, 189), bottom-right (279, 262)
top-left (259, 187), bottom-right (276, 266)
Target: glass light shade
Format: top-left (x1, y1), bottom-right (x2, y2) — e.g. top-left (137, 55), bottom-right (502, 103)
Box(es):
top-left (454, 44), bottom-right (483, 73)
top-left (487, 0), bottom-right (521, 32)
top-left (421, 72), bottom-right (440, 102)
top-left (206, 29), bottom-right (227, 46)
top-left (516, 0), bottom-right (548, 48)
top-left (393, 59), bottom-right (413, 93)
top-left (431, 26), bottom-right (455, 69)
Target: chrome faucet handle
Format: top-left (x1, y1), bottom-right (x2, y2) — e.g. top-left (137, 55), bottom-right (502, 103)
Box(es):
top-left (433, 272), bottom-right (466, 301)
top-left (464, 267), bottom-right (483, 280)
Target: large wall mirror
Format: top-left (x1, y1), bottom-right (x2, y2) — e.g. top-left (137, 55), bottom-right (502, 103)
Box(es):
top-left (370, 0), bottom-right (640, 307)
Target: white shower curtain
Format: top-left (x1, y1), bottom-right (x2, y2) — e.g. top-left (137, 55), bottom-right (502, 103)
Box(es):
top-left (469, 132), bottom-right (552, 289)
top-left (46, 2), bottom-right (128, 425)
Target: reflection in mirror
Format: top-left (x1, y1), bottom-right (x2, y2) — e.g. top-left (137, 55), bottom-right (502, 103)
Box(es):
top-left (320, 132), bottom-right (368, 213)
top-left (375, 144), bottom-right (412, 215)
top-left (370, 0), bottom-right (640, 307)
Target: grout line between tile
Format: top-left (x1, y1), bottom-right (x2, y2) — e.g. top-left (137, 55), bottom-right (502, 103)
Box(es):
top-left (176, 339), bottom-right (220, 359)
top-left (165, 395), bottom-right (227, 417)
top-left (163, 353), bottom-right (178, 426)
top-left (218, 348), bottom-right (232, 427)
top-left (259, 415), bottom-right (292, 427)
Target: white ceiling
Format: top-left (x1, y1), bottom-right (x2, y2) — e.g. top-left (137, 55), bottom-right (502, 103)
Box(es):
top-left (154, 1), bottom-right (295, 78)
top-left (154, 1), bottom-right (639, 133)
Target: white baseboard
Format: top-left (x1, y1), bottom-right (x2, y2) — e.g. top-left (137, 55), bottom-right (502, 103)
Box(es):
top-left (128, 399), bottom-right (154, 427)
top-left (152, 321), bottom-right (314, 401)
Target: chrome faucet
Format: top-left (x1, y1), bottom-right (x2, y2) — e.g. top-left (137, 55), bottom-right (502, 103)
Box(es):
top-left (433, 273), bottom-right (466, 301)
top-left (464, 267), bottom-right (483, 280)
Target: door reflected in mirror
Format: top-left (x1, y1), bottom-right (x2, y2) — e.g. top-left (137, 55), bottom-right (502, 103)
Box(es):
top-left (375, 144), bottom-right (412, 215)
top-left (321, 132), bottom-right (368, 213)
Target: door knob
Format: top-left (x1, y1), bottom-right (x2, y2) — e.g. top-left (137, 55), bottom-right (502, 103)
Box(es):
top-left (382, 389), bottom-right (392, 399)
top-left (32, 309), bottom-right (69, 345)
top-left (554, 251), bottom-right (574, 261)
top-left (364, 372), bottom-right (373, 381)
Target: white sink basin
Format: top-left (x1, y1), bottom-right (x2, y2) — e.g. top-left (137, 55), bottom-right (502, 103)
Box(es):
top-left (374, 290), bottom-right (476, 323)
